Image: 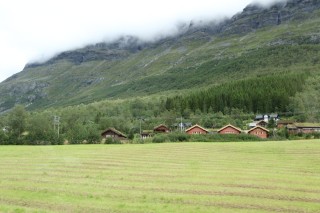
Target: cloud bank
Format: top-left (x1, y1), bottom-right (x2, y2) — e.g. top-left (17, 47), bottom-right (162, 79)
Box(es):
top-left (0, 0), bottom-right (285, 82)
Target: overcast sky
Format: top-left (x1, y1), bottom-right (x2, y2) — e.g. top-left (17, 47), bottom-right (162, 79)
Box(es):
top-left (0, 0), bottom-right (283, 82)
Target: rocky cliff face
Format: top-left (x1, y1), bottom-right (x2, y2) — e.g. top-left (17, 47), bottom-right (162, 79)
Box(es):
top-left (221, 0), bottom-right (320, 35)
top-left (25, 36), bottom-right (148, 67)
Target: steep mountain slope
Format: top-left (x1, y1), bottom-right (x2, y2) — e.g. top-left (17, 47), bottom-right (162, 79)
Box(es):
top-left (1, 0), bottom-right (320, 112)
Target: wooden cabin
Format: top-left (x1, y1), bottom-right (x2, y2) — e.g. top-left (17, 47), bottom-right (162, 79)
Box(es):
top-left (277, 120), bottom-right (294, 128)
top-left (101, 128), bottom-right (127, 140)
top-left (154, 124), bottom-right (170, 133)
top-left (287, 123), bottom-right (320, 134)
top-left (217, 124), bottom-right (242, 134)
top-left (249, 120), bottom-right (268, 128)
top-left (256, 120), bottom-right (268, 128)
top-left (141, 131), bottom-right (154, 139)
top-left (248, 126), bottom-right (269, 139)
top-left (185, 124), bottom-right (208, 135)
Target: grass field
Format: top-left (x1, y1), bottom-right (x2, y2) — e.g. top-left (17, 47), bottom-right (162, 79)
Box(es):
top-left (0, 140), bottom-right (320, 213)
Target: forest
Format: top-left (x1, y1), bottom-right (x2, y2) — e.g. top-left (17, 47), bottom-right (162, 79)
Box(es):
top-left (165, 73), bottom-right (307, 114)
top-left (1, 72), bottom-right (319, 145)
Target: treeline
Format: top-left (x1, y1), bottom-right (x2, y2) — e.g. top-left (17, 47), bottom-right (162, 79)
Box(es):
top-left (0, 105), bottom-right (63, 145)
top-left (0, 100), bottom-right (255, 145)
top-left (0, 99), bottom-right (168, 145)
top-left (165, 74), bottom-right (307, 114)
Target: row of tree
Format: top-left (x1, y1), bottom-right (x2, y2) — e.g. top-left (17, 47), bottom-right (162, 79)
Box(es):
top-left (165, 73), bottom-right (307, 114)
top-left (0, 102), bottom-right (256, 145)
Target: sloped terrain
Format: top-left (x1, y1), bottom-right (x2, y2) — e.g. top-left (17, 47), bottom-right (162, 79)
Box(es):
top-left (1, 0), bottom-right (320, 112)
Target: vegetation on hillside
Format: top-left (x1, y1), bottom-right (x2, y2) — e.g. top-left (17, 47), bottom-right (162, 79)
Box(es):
top-left (165, 73), bottom-right (307, 114)
top-left (1, 9), bottom-right (320, 111)
top-left (0, 81), bottom-right (319, 145)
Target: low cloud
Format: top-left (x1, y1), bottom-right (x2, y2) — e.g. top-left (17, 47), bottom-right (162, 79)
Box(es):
top-left (252, 0), bottom-right (287, 7)
top-left (0, 0), bottom-right (285, 82)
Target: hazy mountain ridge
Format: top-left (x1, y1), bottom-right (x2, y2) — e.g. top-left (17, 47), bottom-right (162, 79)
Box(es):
top-left (1, 0), bottom-right (320, 112)
top-left (23, 0), bottom-right (320, 68)
top-left (222, 0), bottom-right (320, 34)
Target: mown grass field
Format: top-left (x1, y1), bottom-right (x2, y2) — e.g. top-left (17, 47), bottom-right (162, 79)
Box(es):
top-left (0, 140), bottom-right (320, 213)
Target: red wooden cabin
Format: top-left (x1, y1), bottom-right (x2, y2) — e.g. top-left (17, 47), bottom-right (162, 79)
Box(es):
top-left (248, 126), bottom-right (269, 139)
top-left (217, 124), bottom-right (242, 134)
top-left (185, 124), bottom-right (208, 135)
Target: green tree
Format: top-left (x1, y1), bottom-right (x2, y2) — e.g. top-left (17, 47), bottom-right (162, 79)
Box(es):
top-left (7, 105), bottom-right (29, 139)
top-left (267, 119), bottom-right (276, 128)
top-left (26, 114), bottom-right (58, 145)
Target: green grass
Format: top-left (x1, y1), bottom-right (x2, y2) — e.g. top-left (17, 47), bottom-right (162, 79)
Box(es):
top-left (1, 141), bottom-right (320, 212)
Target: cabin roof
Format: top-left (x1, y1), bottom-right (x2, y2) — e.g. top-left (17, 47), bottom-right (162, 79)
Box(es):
top-left (141, 130), bottom-right (154, 136)
top-left (153, 124), bottom-right (169, 130)
top-left (248, 126), bottom-right (270, 133)
top-left (101, 127), bottom-right (127, 138)
top-left (257, 120), bottom-right (268, 125)
top-left (294, 123), bottom-right (320, 128)
top-left (277, 120), bottom-right (295, 124)
top-left (217, 124), bottom-right (242, 133)
top-left (185, 124), bottom-right (209, 133)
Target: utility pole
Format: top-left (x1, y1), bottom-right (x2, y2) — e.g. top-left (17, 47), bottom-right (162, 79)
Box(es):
top-left (140, 118), bottom-right (142, 136)
top-left (180, 116), bottom-right (183, 132)
top-left (53, 116), bottom-right (60, 138)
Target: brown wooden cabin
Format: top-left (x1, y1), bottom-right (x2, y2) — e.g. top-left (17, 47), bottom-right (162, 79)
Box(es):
top-left (248, 126), bottom-right (269, 139)
top-left (287, 123), bottom-right (320, 134)
top-left (217, 124), bottom-right (242, 134)
top-left (256, 120), bottom-right (268, 128)
top-left (101, 128), bottom-right (127, 140)
top-left (141, 131), bottom-right (154, 139)
top-left (154, 124), bottom-right (170, 133)
top-left (185, 124), bottom-right (208, 135)
top-left (277, 120), bottom-right (295, 128)
top-left (249, 120), bottom-right (268, 129)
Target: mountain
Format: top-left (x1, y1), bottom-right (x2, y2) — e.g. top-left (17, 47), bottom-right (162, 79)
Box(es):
top-left (1, 0), bottom-right (320, 113)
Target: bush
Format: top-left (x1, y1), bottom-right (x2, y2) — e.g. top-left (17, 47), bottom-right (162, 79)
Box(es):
top-left (105, 137), bottom-right (122, 144)
top-left (0, 131), bottom-right (9, 145)
top-left (168, 132), bottom-right (190, 142)
top-left (152, 134), bottom-right (167, 143)
top-left (190, 133), bottom-right (263, 142)
top-left (24, 130), bottom-right (64, 145)
top-left (312, 132), bottom-right (320, 139)
top-left (151, 133), bottom-right (190, 143)
top-left (150, 132), bottom-right (264, 143)
top-left (276, 128), bottom-right (289, 139)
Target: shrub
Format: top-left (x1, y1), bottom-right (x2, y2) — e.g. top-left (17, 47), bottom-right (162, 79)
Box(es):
top-left (105, 137), bottom-right (122, 144)
top-left (152, 134), bottom-right (167, 143)
top-left (168, 132), bottom-right (190, 142)
top-left (312, 132), bottom-right (320, 139)
top-left (150, 132), bottom-right (264, 143)
top-left (0, 131), bottom-right (9, 145)
top-left (190, 133), bottom-right (263, 142)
